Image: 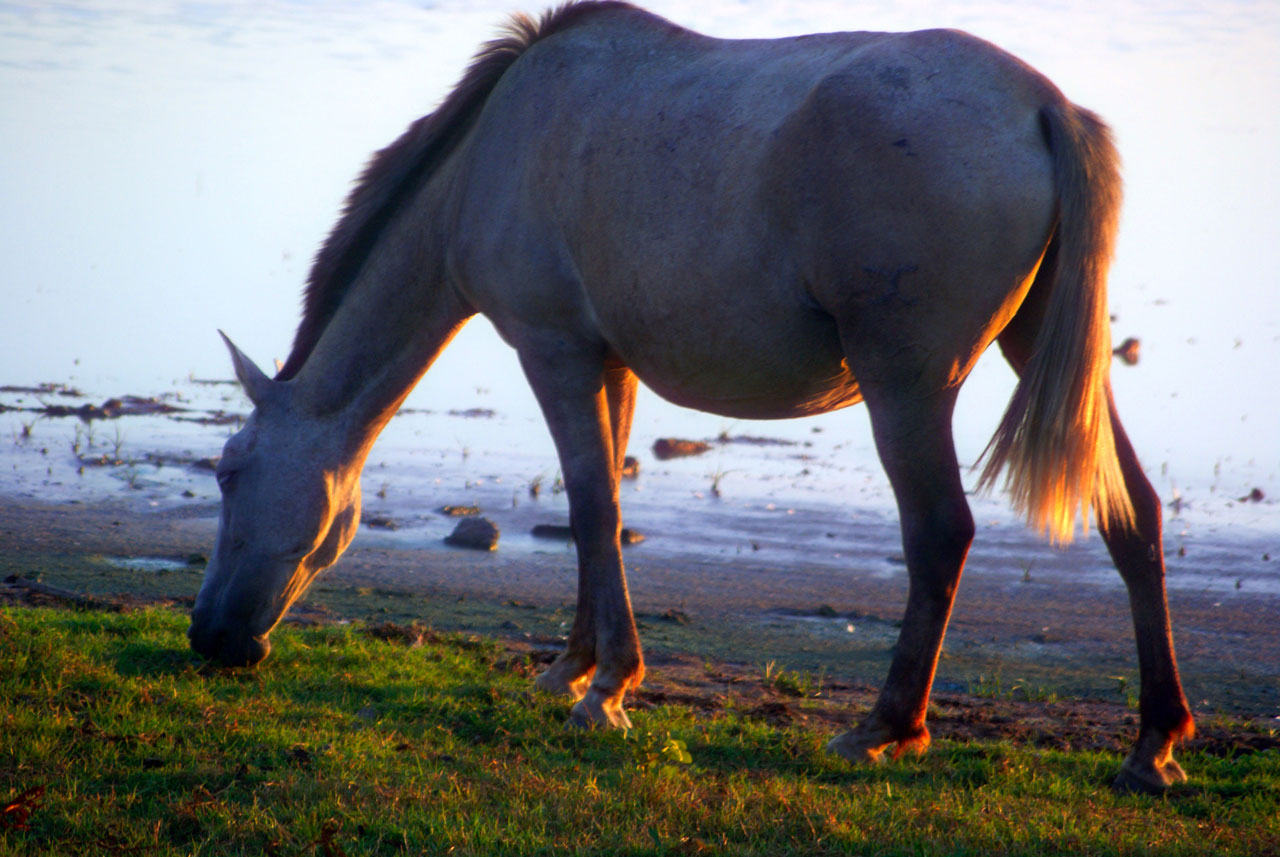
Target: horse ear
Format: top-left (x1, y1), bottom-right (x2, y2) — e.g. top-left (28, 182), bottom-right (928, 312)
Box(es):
top-left (218, 330), bottom-right (274, 407)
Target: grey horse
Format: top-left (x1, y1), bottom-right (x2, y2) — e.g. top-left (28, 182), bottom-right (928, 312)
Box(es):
top-left (188, 1), bottom-right (1193, 793)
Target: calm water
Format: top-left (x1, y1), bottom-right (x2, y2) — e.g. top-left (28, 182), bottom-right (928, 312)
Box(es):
top-left (2, 1), bottom-right (1278, 559)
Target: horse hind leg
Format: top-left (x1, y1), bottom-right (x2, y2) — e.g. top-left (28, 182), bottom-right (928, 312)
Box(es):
top-left (522, 344), bottom-right (643, 727)
top-left (828, 380), bottom-right (974, 763)
top-left (996, 309), bottom-right (1194, 793)
top-left (1097, 385), bottom-right (1194, 793)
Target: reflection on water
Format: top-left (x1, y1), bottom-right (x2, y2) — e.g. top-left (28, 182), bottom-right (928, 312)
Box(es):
top-left (1, 1), bottom-right (1277, 562)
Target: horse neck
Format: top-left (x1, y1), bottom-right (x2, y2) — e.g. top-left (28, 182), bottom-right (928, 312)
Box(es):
top-left (287, 214), bottom-right (470, 452)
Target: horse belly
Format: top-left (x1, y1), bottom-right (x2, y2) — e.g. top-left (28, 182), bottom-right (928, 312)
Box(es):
top-left (603, 297), bottom-right (862, 420)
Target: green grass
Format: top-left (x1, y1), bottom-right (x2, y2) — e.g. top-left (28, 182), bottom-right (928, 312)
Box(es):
top-left (2, 606), bottom-right (1277, 856)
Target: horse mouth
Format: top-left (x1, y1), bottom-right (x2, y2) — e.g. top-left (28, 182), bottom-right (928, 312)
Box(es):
top-left (188, 620), bottom-right (271, 667)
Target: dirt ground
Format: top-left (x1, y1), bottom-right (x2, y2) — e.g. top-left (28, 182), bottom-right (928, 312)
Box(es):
top-left (1, 495), bottom-right (1278, 759)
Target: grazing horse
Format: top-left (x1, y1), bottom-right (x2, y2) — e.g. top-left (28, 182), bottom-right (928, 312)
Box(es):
top-left (188, 1), bottom-right (1194, 793)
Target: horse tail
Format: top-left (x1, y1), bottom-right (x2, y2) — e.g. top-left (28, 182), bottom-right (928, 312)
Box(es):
top-left (978, 100), bottom-right (1133, 544)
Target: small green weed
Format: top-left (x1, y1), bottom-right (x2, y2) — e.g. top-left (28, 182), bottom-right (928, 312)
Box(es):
top-left (969, 673), bottom-right (1058, 703)
top-left (761, 660), bottom-right (825, 698)
top-left (627, 727), bottom-right (693, 774)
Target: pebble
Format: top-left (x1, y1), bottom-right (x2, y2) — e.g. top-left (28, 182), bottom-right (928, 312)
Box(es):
top-left (444, 516), bottom-right (499, 551)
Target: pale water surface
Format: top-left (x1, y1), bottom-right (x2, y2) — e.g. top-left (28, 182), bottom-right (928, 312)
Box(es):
top-left (1, 1), bottom-right (1277, 589)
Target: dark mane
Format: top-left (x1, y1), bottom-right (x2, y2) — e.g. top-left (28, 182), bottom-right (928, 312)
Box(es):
top-left (276, 1), bottom-right (638, 380)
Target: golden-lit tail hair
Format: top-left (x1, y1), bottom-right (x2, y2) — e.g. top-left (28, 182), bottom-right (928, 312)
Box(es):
top-left (979, 101), bottom-right (1134, 544)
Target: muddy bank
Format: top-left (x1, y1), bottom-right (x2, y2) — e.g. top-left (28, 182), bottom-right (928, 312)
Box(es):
top-left (1, 495), bottom-right (1277, 723)
top-left (2, 377), bottom-right (1277, 723)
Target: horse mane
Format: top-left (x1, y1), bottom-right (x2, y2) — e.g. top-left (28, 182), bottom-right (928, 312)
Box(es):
top-left (276, 1), bottom-right (639, 381)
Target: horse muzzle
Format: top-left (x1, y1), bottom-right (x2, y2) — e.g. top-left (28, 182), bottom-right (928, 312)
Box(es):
top-left (188, 616), bottom-right (271, 667)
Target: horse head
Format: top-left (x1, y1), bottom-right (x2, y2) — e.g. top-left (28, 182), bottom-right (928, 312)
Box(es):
top-left (187, 332), bottom-right (363, 666)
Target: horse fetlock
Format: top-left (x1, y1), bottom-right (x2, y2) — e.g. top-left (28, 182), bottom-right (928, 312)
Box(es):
top-left (620, 659), bottom-right (645, 692)
top-left (592, 643), bottom-right (644, 693)
top-left (534, 659), bottom-right (595, 700)
top-left (890, 726), bottom-right (932, 760)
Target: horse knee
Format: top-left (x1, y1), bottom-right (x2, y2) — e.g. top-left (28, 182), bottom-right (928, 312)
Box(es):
top-left (938, 500), bottom-right (976, 555)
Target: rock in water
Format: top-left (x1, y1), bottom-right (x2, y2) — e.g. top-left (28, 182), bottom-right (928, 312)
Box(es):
top-left (652, 438), bottom-right (711, 460)
top-left (531, 523), bottom-right (645, 545)
top-left (444, 517), bottom-right (499, 551)
top-left (437, 504), bottom-right (480, 516)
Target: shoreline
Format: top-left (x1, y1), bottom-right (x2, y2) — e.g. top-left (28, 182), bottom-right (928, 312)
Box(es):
top-left (2, 493), bottom-right (1277, 723)
top-left (2, 378), bottom-right (1278, 722)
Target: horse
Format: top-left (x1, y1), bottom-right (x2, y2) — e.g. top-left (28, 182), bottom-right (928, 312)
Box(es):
top-left (187, 0), bottom-right (1194, 793)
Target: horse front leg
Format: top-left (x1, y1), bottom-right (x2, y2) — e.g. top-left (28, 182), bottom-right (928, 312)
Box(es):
top-left (520, 344), bottom-right (643, 728)
top-left (1100, 387), bottom-right (1195, 793)
top-left (828, 386), bottom-right (974, 763)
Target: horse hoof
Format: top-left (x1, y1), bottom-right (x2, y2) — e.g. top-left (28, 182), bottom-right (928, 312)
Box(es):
top-left (567, 688), bottom-right (632, 730)
top-left (1111, 755), bottom-right (1186, 794)
top-left (825, 730), bottom-right (889, 764)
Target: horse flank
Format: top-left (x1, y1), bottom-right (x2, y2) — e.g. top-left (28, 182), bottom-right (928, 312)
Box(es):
top-left (977, 102), bottom-right (1134, 543)
top-left (276, 0), bottom-right (638, 381)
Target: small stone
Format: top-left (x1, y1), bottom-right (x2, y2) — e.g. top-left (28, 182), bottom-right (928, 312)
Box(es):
top-left (438, 504), bottom-right (480, 516)
top-left (445, 516), bottom-right (499, 551)
top-left (652, 438), bottom-right (711, 460)
top-left (531, 524), bottom-right (573, 541)
top-left (531, 523), bottom-right (644, 545)
top-left (620, 456), bottom-right (640, 479)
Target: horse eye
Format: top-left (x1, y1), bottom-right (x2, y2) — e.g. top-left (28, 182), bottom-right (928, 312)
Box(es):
top-left (216, 470), bottom-right (237, 493)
